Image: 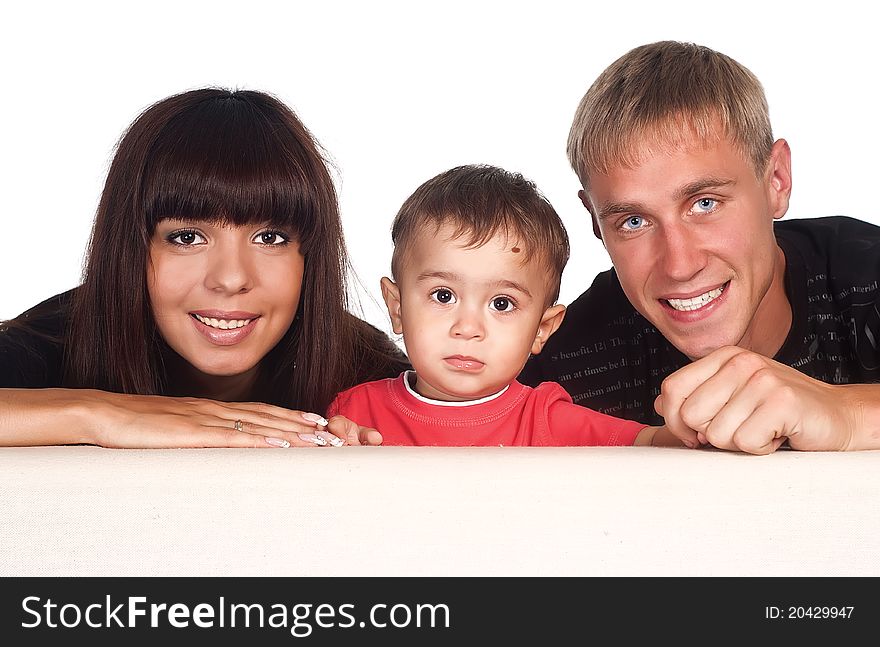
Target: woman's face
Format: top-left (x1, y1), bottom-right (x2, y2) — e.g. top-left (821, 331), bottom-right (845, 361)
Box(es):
top-left (147, 218), bottom-right (304, 379)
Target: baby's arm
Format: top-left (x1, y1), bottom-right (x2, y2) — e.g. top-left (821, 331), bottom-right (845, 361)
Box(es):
top-left (634, 425), bottom-right (686, 447)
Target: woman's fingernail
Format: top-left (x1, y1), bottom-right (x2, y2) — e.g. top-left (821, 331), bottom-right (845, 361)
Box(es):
top-left (319, 432), bottom-right (344, 447)
top-left (297, 433), bottom-right (327, 446)
top-left (302, 412), bottom-right (330, 427)
top-left (265, 437), bottom-right (291, 448)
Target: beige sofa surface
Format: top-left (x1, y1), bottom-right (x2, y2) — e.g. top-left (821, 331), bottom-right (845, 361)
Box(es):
top-left (1, 446), bottom-right (878, 577)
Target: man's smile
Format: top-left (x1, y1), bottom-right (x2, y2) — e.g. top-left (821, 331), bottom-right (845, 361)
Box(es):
top-left (662, 282), bottom-right (728, 312)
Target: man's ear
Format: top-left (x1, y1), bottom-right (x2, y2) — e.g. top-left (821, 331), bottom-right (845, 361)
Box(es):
top-left (380, 277), bottom-right (404, 335)
top-left (765, 138), bottom-right (792, 220)
top-left (579, 189), bottom-right (602, 240)
top-left (531, 304), bottom-right (566, 355)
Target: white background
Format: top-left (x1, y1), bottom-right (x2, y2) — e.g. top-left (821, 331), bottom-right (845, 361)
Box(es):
top-left (2, 0), bottom-right (878, 339)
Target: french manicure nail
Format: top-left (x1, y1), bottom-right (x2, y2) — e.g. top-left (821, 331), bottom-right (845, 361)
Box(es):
top-left (316, 430), bottom-right (344, 447)
top-left (297, 433), bottom-right (327, 446)
top-left (265, 437), bottom-right (291, 448)
top-left (302, 412), bottom-right (330, 427)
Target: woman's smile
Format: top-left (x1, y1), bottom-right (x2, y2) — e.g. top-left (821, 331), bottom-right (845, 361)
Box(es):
top-left (189, 311), bottom-right (261, 346)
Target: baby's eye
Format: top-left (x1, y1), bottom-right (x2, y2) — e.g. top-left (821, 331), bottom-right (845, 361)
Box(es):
top-left (253, 230), bottom-right (290, 246)
top-left (167, 229), bottom-right (206, 246)
top-left (430, 288), bottom-right (456, 304)
top-left (489, 296), bottom-right (515, 312)
top-left (621, 215), bottom-right (645, 231)
top-left (693, 198), bottom-right (718, 212)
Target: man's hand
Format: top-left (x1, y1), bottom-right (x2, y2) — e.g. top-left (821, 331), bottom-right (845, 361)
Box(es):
top-left (654, 346), bottom-right (862, 454)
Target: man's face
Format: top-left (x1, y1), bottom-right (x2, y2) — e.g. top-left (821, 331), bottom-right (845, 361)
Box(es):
top-left (584, 133), bottom-right (792, 359)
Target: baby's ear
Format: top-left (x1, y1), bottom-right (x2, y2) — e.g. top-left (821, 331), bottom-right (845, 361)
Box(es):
top-left (380, 277), bottom-right (404, 335)
top-left (531, 304), bottom-right (566, 355)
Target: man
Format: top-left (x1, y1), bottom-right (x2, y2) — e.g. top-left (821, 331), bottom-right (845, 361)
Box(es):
top-left (520, 40), bottom-right (880, 454)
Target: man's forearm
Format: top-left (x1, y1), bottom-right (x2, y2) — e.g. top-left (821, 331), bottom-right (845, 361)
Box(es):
top-left (841, 384), bottom-right (880, 451)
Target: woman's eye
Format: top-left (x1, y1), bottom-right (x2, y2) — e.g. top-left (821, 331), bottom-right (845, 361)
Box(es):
top-left (694, 198), bottom-right (718, 212)
top-left (254, 230), bottom-right (289, 245)
top-left (430, 288), bottom-right (456, 304)
top-left (621, 215), bottom-right (645, 231)
top-left (489, 296), bottom-right (515, 312)
top-left (167, 230), bottom-right (206, 246)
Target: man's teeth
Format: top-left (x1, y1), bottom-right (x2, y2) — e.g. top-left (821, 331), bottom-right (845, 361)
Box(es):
top-left (667, 286), bottom-right (724, 311)
top-left (193, 314), bottom-right (253, 329)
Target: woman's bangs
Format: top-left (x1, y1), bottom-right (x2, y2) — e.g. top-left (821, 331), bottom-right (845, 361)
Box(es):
top-left (143, 98), bottom-right (320, 240)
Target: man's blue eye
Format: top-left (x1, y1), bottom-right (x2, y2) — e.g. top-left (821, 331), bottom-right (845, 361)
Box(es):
top-left (622, 216), bottom-right (644, 230)
top-left (695, 198), bottom-right (717, 212)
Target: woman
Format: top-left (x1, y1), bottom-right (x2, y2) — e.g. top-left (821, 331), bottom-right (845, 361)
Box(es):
top-left (0, 88), bottom-right (408, 447)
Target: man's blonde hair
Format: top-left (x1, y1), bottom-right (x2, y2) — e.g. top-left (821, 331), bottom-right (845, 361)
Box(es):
top-left (567, 41), bottom-right (774, 190)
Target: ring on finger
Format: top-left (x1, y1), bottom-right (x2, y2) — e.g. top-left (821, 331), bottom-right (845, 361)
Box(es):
top-left (233, 419), bottom-right (244, 432)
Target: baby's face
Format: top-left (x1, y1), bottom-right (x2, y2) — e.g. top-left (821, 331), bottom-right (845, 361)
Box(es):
top-left (388, 224), bottom-right (557, 401)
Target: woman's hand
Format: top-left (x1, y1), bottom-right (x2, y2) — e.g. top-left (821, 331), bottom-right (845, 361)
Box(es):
top-left (0, 388), bottom-right (356, 448)
top-left (87, 391), bottom-right (364, 448)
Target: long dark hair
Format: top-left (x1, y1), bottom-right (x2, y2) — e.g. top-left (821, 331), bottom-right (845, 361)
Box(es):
top-left (65, 88), bottom-right (377, 411)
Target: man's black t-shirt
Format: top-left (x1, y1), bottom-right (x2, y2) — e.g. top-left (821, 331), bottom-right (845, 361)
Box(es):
top-left (520, 216), bottom-right (880, 425)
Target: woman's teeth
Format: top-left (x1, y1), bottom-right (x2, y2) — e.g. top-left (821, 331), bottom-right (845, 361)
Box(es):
top-left (192, 314), bottom-right (253, 329)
